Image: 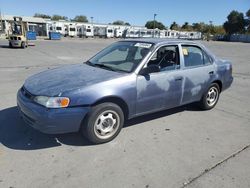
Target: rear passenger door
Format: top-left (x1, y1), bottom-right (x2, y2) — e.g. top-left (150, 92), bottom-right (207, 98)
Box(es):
top-left (180, 45), bottom-right (215, 105)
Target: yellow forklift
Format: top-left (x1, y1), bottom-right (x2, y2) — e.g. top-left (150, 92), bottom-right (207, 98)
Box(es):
top-left (9, 16), bottom-right (28, 48)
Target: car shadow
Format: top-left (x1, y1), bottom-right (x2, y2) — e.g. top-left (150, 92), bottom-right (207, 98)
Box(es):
top-left (125, 104), bottom-right (201, 127)
top-left (0, 104), bottom-right (201, 150)
top-left (0, 44), bottom-right (11, 49)
top-left (0, 106), bottom-right (92, 150)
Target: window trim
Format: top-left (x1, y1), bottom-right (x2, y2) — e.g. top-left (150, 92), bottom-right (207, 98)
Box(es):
top-left (138, 44), bottom-right (181, 74)
top-left (181, 44), bottom-right (213, 69)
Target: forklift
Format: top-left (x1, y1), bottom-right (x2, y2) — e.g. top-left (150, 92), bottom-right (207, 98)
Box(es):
top-left (9, 16), bottom-right (28, 48)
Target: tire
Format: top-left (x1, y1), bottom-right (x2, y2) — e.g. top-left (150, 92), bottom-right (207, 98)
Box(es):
top-left (81, 102), bottom-right (124, 144)
top-left (199, 83), bottom-right (220, 110)
top-left (21, 42), bottom-right (26, 49)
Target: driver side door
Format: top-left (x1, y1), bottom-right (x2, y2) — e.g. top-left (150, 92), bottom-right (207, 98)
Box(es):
top-left (136, 45), bottom-right (183, 115)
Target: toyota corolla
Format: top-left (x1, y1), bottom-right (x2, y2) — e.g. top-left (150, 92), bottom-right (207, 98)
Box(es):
top-left (17, 39), bottom-right (233, 144)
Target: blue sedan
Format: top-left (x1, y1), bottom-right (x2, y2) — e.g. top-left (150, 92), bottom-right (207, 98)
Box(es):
top-left (17, 39), bottom-right (233, 144)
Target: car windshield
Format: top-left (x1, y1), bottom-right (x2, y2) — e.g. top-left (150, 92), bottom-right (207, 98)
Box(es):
top-left (87, 41), bottom-right (153, 73)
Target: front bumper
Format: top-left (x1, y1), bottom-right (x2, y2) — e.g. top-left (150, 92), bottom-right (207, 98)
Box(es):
top-left (10, 40), bottom-right (22, 47)
top-left (17, 89), bottom-right (90, 134)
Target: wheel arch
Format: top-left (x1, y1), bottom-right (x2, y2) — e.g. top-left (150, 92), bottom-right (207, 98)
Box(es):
top-left (91, 96), bottom-right (129, 120)
top-left (211, 80), bottom-right (222, 92)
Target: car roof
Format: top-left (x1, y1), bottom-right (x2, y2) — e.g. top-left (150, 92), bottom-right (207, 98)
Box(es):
top-left (120, 38), bottom-right (200, 46)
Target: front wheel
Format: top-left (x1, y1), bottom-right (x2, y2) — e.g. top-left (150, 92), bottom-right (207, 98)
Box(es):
top-left (81, 103), bottom-right (124, 144)
top-left (199, 83), bottom-right (220, 110)
top-left (21, 42), bottom-right (26, 49)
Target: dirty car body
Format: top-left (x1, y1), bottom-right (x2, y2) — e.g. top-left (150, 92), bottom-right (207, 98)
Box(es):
top-left (17, 39), bottom-right (233, 143)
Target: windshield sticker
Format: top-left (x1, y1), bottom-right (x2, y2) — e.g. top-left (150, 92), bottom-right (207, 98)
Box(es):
top-left (134, 43), bottom-right (152, 48)
top-left (182, 48), bottom-right (189, 56)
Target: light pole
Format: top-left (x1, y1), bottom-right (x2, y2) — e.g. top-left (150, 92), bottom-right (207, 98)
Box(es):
top-left (153, 13), bottom-right (157, 38)
top-left (91, 16), bottom-right (94, 25)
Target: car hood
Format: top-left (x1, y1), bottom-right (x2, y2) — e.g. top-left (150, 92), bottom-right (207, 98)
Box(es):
top-left (24, 64), bottom-right (124, 96)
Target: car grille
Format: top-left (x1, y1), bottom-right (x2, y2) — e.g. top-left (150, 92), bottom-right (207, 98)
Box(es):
top-left (21, 86), bottom-right (35, 100)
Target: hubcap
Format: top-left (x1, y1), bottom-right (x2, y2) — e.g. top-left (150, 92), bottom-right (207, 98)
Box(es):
top-left (94, 110), bottom-right (120, 139)
top-left (206, 86), bottom-right (219, 107)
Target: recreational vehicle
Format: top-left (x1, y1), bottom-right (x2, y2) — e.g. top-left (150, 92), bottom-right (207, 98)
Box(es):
top-left (66, 24), bottom-right (77, 37)
top-left (106, 26), bottom-right (114, 38)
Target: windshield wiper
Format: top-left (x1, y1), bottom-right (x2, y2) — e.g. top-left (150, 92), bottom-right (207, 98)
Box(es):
top-left (92, 63), bottom-right (118, 72)
top-left (86, 62), bottom-right (129, 73)
top-left (85, 61), bottom-right (93, 66)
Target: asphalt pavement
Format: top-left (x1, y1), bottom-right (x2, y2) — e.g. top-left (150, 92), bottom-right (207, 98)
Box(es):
top-left (0, 38), bottom-right (249, 188)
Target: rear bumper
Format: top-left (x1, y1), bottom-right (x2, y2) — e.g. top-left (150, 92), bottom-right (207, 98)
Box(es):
top-left (17, 89), bottom-right (89, 134)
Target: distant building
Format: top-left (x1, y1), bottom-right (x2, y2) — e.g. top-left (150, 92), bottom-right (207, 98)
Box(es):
top-left (1, 15), bottom-right (47, 36)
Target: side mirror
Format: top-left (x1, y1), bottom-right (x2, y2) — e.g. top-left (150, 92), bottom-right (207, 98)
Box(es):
top-left (139, 65), bottom-right (160, 75)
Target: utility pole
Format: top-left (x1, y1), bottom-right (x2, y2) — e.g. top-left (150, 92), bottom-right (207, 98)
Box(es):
top-left (153, 13), bottom-right (157, 38)
top-left (0, 8), bottom-right (2, 33)
top-left (91, 16), bottom-right (94, 25)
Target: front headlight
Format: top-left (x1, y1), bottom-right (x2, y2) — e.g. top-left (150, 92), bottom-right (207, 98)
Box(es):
top-left (34, 96), bottom-right (70, 108)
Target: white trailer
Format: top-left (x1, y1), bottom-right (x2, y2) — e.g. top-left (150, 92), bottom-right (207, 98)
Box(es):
top-left (124, 28), bottom-right (138, 38)
top-left (106, 26), bottom-right (114, 38)
top-left (67, 24), bottom-right (77, 37)
top-left (84, 24), bottom-right (94, 38)
top-left (94, 26), bottom-right (106, 38)
top-left (166, 30), bottom-right (179, 38)
top-left (114, 28), bottom-right (124, 38)
top-left (188, 32), bottom-right (202, 40)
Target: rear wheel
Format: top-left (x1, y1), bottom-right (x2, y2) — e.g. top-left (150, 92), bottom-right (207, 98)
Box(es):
top-left (199, 83), bottom-right (220, 110)
top-left (81, 103), bottom-right (124, 144)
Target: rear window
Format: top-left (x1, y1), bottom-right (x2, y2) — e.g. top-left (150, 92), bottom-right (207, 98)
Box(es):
top-left (70, 28), bottom-right (76, 31)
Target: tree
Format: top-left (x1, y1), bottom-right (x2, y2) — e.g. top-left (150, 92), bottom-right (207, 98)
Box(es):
top-left (51, 15), bottom-right (68, 21)
top-left (34, 13), bottom-right (51, 19)
top-left (72, 15), bottom-right (88, 23)
top-left (223, 10), bottom-right (246, 34)
top-left (145, 20), bottom-right (165, 30)
top-left (213, 25), bottom-right (226, 34)
top-left (246, 9), bottom-right (250, 32)
top-left (170, 21), bottom-right (180, 30)
top-left (112, 20), bottom-right (130, 26)
top-left (181, 22), bottom-right (192, 31)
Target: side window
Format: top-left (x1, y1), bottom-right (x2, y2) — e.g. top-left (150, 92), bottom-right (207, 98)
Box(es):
top-left (147, 45), bottom-right (180, 72)
top-left (203, 52), bottom-right (212, 65)
top-left (182, 45), bottom-right (211, 67)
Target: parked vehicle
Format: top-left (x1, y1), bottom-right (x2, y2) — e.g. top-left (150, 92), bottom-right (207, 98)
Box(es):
top-left (106, 26), bottom-right (114, 38)
top-left (114, 28), bottom-right (124, 38)
top-left (94, 26), bottom-right (106, 38)
top-left (9, 16), bottom-right (28, 48)
top-left (78, 24), bottom-right (94, 38)
top-left (66, 24), bottom-right (77, 37)
top-left (17, 39), bottom-right (233, 144)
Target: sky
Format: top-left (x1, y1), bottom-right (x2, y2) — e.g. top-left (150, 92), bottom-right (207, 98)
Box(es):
top-left (0, 0), bottom-right (249, 27)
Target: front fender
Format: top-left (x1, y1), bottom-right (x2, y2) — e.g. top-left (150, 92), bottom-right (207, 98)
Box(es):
top-left (64, 74), bottom-right (137, 117)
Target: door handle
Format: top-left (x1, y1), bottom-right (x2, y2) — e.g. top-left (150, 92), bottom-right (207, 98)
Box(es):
top-left (174, 76), bottom-right (183, 81)
top-left (209, 71), bottom-right (214, 75)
